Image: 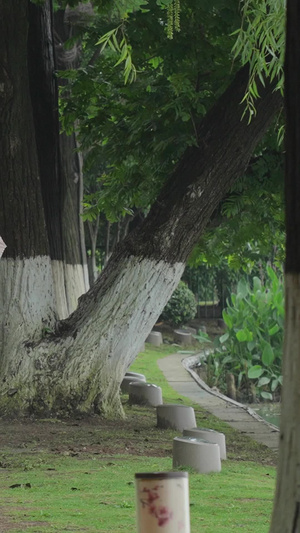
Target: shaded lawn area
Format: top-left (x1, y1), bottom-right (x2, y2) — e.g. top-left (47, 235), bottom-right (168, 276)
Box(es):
top-left (0, 345), bottom-right (277, 532)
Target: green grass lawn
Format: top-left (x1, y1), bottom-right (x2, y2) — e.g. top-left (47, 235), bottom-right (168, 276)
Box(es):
top-left (0, 345), bottom-right (277, 532)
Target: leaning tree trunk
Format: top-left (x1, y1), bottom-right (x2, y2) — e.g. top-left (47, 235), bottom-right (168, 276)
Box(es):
top-left (0, 35), bottom-right (281, 417)
top-left (269, 1), bottom-right (300, 531)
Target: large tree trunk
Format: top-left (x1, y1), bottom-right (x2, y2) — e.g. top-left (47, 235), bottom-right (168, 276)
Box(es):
top-left (27, 1), bottom-right (88, 319)
top-left (0, 0), bottom-right (57, 365)
top-left (0, 11), bottom-right (282, 418)
top-left (269, 1), bottom-right (300, 531)
top-left (0, 1), bottom-right (88, 411)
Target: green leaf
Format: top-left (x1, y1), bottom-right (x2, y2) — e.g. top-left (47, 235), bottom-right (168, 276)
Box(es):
top-left (236, 328), bottom-right (253, 342)
top-left (268, 324), bottom-right (280, 336)
top-left (114, 44), bottom-right (128, 67)
top-left (266, 265), bottom-right (278, 284)
top-left (222, 312), bottom-right (233, 329)
top-left (260, 391), bottom-right (273, 400)
top-left (262, 344), bottom-right (275, 366)
top-left (248, 365), bottom-right (264, 379)
top-left (247, 341), bottom-right (256, 352)
top-left (253, 276), bottom-right (262, 292)
top-left (219, 332), bottom-right (229, 343)
top-left (222, 355), bottom-right (233, 364)
top-left (257, 376), bottom-right (270, 387)
top-left (237, 280), bottom-right (249, 299)
top-left (195, 333), bottom-right (212, 344)
top-left (112, 33), bottom-right (121, 52)
top-left (271, 378), bottom-right (281, 391)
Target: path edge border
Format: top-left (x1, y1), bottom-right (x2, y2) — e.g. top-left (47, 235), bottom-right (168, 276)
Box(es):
top-left (182, 352), bottom-right (280, 433)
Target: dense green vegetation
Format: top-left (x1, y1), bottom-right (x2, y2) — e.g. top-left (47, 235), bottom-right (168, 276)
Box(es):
top-left (195, 267), bottom-right (284, 402)
top-left (56, 0), bottom-right (285, 273)
top-left (160, 281), bottom-right (197, 326)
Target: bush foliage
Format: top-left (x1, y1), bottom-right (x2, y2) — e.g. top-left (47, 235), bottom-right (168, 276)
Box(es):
top-left (196, 266), bottom-right (283, 401)
top-left (160, 281), bottom-right (197, 327)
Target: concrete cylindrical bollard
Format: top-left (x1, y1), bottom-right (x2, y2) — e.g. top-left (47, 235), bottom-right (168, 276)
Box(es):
top-left (135, 471), bottom-right (190, 533)
top-left (183, 428), bottom-right (227, 460)
top-left (129, 382), bottom-right (163, 407)
top-left (121, 375), bottom-right (146, 394)
top-left (125, 372), bottom-right (146, 381)
top-left (156, 404), bottom-right (196, 431)
top-left (173, 436), bottom-right (221, 474)
top-left (146, 331), bottom-right (163, 346)
top-left (174, 329), bottom-right (192, 345)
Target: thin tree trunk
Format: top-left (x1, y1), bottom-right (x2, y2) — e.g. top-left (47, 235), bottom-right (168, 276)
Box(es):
top-left (269, 1), bottom-right (300, 531)
top-left (104, 220), bottom-right (111, 266)
top-left (87, 216), bottom-right (100, 284)
top-left (76, 136), bottom-right (89, 290)
top-left (54, 7), bottom-right (90, 310)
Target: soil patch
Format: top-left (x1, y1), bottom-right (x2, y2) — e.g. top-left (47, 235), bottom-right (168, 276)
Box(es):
top-left (0, 411), bottom-right (175, 460)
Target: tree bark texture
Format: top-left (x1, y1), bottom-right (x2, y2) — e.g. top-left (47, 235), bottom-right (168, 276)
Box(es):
top-left (53, 8), bottom-right (89, 284)
top-left (269, 276), bottom-right (300, 533)
top-left (0, 0), bottom-right (48, 258)
top-left (27, 1), bottom-right (88, 316)
top-left (28, 0), bottom-right (63, 260)
top-left (269, 1), bottom-right (300, 532)
top-left (0, 1), bottom-right (58, 369)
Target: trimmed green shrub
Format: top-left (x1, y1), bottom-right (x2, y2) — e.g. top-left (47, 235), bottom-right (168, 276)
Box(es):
top-left (160, 281), bottom-right (197, 327)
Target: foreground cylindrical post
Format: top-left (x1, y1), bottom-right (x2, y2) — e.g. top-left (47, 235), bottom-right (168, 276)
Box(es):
top-left (135, 472), bottom-right (190, 533)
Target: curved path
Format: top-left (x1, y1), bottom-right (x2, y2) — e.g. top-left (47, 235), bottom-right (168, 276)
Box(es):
top-left (157, 352), bottom-right (279, 451)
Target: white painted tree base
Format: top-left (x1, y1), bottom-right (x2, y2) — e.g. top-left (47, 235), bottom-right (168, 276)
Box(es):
top-left (0, 254), bottom-right (184, 417)
top-left (51, 260), bottom-right (88, 318)
top-left (0, 256), bottom-right (57, 376)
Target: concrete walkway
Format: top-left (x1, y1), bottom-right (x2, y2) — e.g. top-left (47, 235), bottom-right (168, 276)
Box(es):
top-left (157, 352), bottom-right (279, 451)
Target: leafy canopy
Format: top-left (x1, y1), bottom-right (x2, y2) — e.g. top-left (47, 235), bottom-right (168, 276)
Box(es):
top-left (189, 133), bottom-right (285, 273)
top-left (232, 0), bottom-right (285, 122)
top-left (57, 0), bottom-right (285, 267)
top-left (59, 0), bottom-right (242, 221)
